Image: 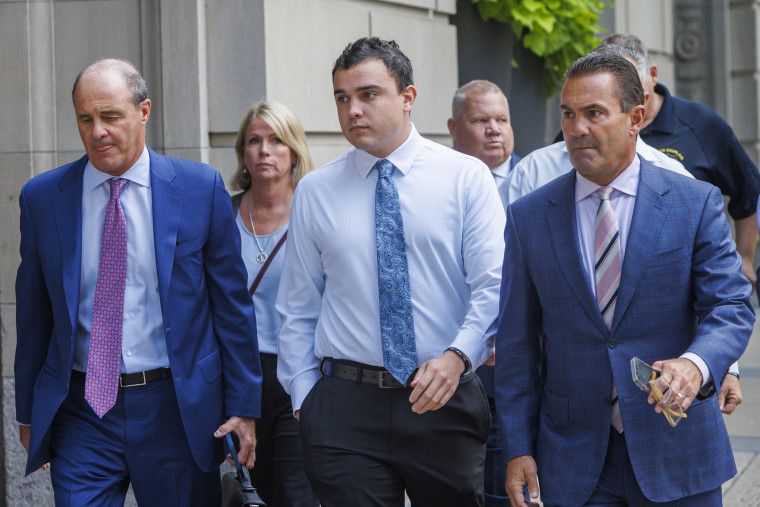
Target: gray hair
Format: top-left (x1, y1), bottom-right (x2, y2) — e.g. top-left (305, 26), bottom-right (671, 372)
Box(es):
top-left (72, 58), bottom-right (149, 108)
top-left (592, 44), bottom-right (648, 87)
top-left (600, 33), bottom-right (651, 68)
top-left (451, 80), bottom-right (509, 120)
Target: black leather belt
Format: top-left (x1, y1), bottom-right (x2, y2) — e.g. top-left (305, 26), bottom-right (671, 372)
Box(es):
top-left (321, 358), bottom-right (415, 388)
top-left (71, 367), bottom-right (172, 387)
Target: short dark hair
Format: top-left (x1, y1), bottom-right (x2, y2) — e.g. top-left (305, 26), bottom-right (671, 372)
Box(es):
top-left (72, 58), bottom-right (149, 109)
top-left (332, 37), bottom-right (413, 93)
top-left (564, 52), bottom-right (644, 113)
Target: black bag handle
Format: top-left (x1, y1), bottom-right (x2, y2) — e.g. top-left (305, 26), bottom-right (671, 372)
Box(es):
top-left (224, 433), bottom-right (254, 492)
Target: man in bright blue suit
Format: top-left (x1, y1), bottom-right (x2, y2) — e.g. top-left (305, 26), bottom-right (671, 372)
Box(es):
top-left (15, 59), bottom-right (262, 506)
top-left (496, 51), bottom-right (754, 506)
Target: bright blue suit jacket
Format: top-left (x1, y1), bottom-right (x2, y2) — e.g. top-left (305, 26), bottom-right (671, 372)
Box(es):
top-left (495, 158), bottom-right (754, 505)
top-left (15, 148), bottom-right (262, 475)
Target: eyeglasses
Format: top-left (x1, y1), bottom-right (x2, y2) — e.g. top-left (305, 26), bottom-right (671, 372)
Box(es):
top-left (644, 372), bottom-right (687, 427)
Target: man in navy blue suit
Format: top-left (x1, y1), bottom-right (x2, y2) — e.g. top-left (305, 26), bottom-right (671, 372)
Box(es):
top-left (449, 79), bottom-right (520, 506)
top-left (15, 58), bottom-right (262, 506)
top-left (496, 51), bottom-right (753, 506)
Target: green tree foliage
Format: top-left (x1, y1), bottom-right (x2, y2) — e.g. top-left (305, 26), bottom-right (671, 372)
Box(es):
top-left (469, 0), bottom-right (611, 95)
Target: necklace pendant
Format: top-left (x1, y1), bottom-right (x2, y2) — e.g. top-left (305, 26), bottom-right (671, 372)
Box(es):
top-left (256, 252), bottom-right (268, 263)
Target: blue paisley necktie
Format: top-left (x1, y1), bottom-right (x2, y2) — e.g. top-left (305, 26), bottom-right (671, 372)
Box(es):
top-left (375, 159), bottom-right (417, 384)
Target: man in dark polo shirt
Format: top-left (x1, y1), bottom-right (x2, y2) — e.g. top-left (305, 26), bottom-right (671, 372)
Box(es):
top-left (601, 34), bottom-right (760, 296)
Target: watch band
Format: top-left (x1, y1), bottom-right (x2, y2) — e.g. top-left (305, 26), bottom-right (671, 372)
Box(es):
top-left (446, 347), bottom-right (471, 374)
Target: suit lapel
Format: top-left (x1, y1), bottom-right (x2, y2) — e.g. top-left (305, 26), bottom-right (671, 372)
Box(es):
top-left (546, 172), bottom-right (610, 336)
top-left (149, 148), bottom-right (180, 311)
top-left (611, 161), bottom-right (671, 332)
top-left (52, 157), bottom-right (87, 334)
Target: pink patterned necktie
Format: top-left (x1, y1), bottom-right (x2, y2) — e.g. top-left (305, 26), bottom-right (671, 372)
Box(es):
top-left (85, 178), bottom-right (129, 418)
top-left (594, 186), bottom-right (623, 433)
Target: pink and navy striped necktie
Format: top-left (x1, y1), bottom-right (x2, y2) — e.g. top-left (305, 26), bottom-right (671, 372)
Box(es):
top-left (594, 186), bottom-right (623, 433)
top-left (85, 178), bottom-right (129, 418)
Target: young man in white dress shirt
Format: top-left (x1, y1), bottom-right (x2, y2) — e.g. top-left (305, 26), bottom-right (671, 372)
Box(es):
top-left (276, 37), bottom-right (505, 506)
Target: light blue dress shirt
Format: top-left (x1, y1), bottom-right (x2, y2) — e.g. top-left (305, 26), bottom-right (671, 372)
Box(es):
top-left (73, 147), bottom-right (169, 374)
top-left (574, 156), bottom-right (710, 385)
top-left (506, 137), bottom-right (692, 205)
top-left (276, 125), bottom-right (506, 411)
top-left (237, 213), bottom-right (287, 355)
top-left (490, 155), bottom-right (512, 210)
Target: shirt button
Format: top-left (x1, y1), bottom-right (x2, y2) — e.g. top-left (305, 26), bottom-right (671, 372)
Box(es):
top-left (127, 350), bottom-right (132, 356)
top-left (608, 339), bottom-right (617, 349)
top-left (124, 313), bottom-right (130, 320)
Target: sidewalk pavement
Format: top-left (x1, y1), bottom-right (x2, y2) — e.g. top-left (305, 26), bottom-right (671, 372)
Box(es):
top-left (722, 302), bottom-right (760, 506)
top-left (495, 301), bottom-right (760, 507)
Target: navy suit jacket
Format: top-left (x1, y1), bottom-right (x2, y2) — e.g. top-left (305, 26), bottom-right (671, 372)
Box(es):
top-left (510, 152), bottom-right (522, 171)
top-left (15, 148), bottom-right (262, 474)
top-left (495, 158), bottom-right (753, 504)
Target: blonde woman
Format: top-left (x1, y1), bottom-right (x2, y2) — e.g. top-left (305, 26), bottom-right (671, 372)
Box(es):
top-left (230, 101), bottom-right (317, 507)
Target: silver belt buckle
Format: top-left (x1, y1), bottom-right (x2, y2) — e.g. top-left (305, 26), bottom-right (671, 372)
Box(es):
top-left (378, 371), bottom-right (399, 388)
top-left (120, 371), bottom-right (147, 388)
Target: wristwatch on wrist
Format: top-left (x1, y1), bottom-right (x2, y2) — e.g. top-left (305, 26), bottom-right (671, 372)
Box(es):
top-left (446, 347), bottom-right (471, 374)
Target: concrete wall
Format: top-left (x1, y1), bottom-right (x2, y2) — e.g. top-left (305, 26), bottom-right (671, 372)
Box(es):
top-left (0, 0), bottom-right (459, 503)
top-left (451, 0), bottom-right (549, 154)
top-left (730, 0), bottom-right (760, 164)
top-left (615, 0), bottom-right (676, 87)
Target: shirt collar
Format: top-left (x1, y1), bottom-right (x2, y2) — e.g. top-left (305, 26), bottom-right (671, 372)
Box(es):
top-left (84, 146), bottom-right (151, 191)
top-left (642, 83), bottom-right (676, 136)
top-left (352, 123), bottom-right (421, 179)
top-left (489, 155), bottom-right (512, 180)
top-left (575, 154), bottom-right (641, 203)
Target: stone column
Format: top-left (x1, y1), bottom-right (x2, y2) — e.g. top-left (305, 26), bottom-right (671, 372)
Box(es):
top-left (729, 0), bottom-right (760, 164)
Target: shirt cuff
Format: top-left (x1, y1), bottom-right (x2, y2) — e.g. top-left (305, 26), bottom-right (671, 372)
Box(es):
top-left (728, 361), bottom-right (739, 375)
top-left (680, 352), bottom-right (710, 387)
top-left (288, 369), bottom-right (321, 415)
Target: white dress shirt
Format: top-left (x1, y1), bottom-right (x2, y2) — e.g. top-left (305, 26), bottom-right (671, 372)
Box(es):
top-left (575, 156), bottom-right (710, 385)
top-left (276, 125), bottom-right (506, 411)
top-left (506, 137), bottom-right (692, 205)
top-left (74, 147), bottom-right (169, 374)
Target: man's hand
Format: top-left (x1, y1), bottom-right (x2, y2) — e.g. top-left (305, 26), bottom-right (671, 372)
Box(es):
top-left (214, 416), bottom-right (257, 468)
top-left (505, 455), bottom-right (540, 507)
top-left (408, 350), bottom-right (465, 414)
top-left (18, 425), bottom-right (49, 471)
top-left (650, 358), bottom-right (702, 412)
top-left (719, 374), bottom-right (743, 414)
top-left (484, 348), bottom-right (496, 366)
